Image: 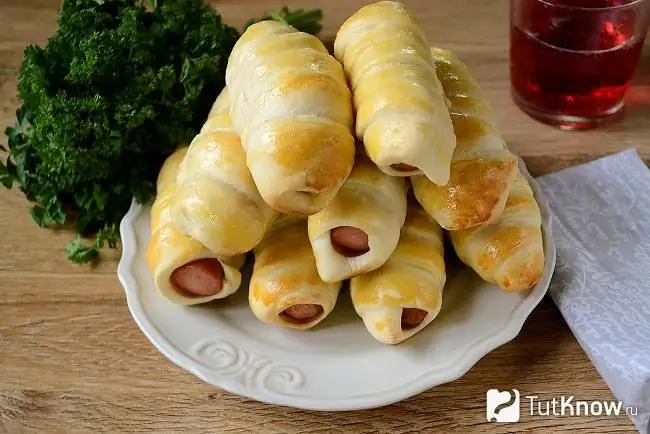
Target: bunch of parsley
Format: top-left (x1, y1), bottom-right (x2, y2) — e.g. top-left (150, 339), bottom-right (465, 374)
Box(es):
top-left (0, 0), bottom-right (322, 263)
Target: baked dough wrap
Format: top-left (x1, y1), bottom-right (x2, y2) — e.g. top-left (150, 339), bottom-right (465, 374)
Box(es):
top-left (333, 1), bottom-right (456, 184)
top-left (350, 202), bottom-right (446, 345)
top-left (146, 147), bottom-right (245, 305)
top-left (171, 89), bottom-right (276, 257)
top-left (411, 47), bottom-right (518, 230)
top-left (308, 154), bottom-right (407, 282)
top-left (226, 20), bottom-right (356, 216)
top-left (449, 172), bottom-right (545, 292)
top-left (249, 216), bottom-right (342, 330)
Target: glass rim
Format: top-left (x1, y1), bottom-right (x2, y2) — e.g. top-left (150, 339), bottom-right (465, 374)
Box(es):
top-left (534, 0), bottom-right (649, 11)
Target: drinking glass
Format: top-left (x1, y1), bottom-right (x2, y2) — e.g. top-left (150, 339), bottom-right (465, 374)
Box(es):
top-left (510, 0), bottom-right (650, 129)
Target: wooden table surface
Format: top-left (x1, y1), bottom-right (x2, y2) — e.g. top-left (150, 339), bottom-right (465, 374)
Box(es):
top-left (1, 0), bottom-right (648, 432)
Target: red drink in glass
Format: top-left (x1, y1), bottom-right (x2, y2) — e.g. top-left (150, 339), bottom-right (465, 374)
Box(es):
top-left (510, 0), bottom-right (650, 129)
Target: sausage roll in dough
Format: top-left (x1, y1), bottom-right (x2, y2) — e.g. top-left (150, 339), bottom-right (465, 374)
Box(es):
top-left (226, 20), bottom-right (356, 216)
top-left (333, 1), bottom-right (455, 184)
top-left (449, 172), bottom-right (545, 292)
top-left (411, 47), bottom-right (518, 230)
top-left (350, 202), bottom-right (446, 345)
top-left (308, 153), bottom-right (407, 282)
top-left (249, 216), bottom-right (342, 330)
top-left (146, 147), bottom-right (245, 305)
top-left (171, 89), bottom-right (276, 257)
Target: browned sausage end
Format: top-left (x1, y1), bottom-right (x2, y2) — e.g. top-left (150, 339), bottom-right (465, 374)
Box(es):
top-left (391, 163), bottom-right (418, 172)
top-left (280, 304), bottom-right (325, 324)
top-left (170, 258), bottom-right (225, 297)
top-left (401, 308), bottom-right (428, 330)
top-left (330, 226), bottom-right (370, 257)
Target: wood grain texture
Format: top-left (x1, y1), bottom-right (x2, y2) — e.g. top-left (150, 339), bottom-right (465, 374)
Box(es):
top-left (0, 0), bottom-right (646, 432)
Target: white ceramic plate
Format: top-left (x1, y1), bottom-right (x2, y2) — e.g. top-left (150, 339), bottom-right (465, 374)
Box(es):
top-left (117, 160), bottom-right (556, 411)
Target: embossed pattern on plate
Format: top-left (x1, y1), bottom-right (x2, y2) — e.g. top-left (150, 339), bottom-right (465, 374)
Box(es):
top-left (192, 339), bottom-right (306, 394)
top-left (117, 158), bottom-right (556, 411)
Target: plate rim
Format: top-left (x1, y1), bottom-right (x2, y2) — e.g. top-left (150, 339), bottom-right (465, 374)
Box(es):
top-left (117, 157), bottom-right (557, 411)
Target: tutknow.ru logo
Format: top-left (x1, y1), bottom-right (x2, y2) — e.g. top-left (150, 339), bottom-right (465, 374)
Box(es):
top-left (486, 389), bottom-right (638, 423)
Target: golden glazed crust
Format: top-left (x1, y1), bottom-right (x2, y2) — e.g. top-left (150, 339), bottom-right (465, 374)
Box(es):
top-left (249, 216), bottom-right (342, 330)
top-left (411, 47), bottom-right (518, 231)
top-left (308, 154), bottom-right (408, 282)
top-left (146, 147), bottom-right (245, 306)
top-left (350, 203), bottom-right (446, 345)
top-left (449, 173), bottom-right (545, 292)
top-left (226, 20), bottom-right (355, 216)
top-left (170, 89), bottom-right (277, 257)
top-left (334, 1), bottom-right (456, 184)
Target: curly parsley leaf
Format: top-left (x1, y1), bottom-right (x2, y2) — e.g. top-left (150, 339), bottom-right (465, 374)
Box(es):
top-left (65, 236), bottom-right (100, 264)
top-left (0, 167), bottom-right (12, 189)
top-left (245, 7), bottom-right (323, 35)
top-left (2, 0), bottom-right (237, 261)
top-left (66, 223), bottom-right (120, 264)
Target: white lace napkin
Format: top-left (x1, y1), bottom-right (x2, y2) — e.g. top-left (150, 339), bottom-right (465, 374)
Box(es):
top-left (537, 149), bottom-right (650, 433)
